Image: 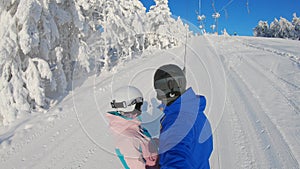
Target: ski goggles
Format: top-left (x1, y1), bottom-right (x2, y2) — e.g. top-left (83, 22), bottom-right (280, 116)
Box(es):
top-left (110, 97), bottom-right (143, 109)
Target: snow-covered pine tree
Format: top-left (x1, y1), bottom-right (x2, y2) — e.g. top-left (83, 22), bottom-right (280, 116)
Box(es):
top-left (292, 13), bottom-right (300, 40)
top-left (277, 17), bottom-right (295, 39)
top-left (269, 18), bottom-right (281, 38)
top-left (269, 17), bottom-right (295, 39)
top-left (67, 0), bottom-right (192, 79)
top-left (253, 21), bottom-right (270, 37)
top-left (147, 0), bottom-right (171, 33)
top-left (0, 0), bottom-right (46, 125)
top-left (0, 0), bottom-right (90, 126)
top-left (145, 0), bottom-right (192, 49)
top-left (84, 0), bottom-right (147, 72)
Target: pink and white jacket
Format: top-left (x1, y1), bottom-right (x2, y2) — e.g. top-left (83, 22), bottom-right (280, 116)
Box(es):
top-left (106, 112), bottom-right (158, 169)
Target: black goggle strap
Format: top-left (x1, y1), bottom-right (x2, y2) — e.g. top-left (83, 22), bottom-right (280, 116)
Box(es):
top-left (128, 97), bottom-right (143, 107)
top-left (111, 100), bottom-right (127, 109)
top-left (111, 97), bottom-right (143, 109)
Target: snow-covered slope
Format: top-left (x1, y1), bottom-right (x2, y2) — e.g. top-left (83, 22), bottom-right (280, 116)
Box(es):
top-left (0, 35), bottom-right (299, 169)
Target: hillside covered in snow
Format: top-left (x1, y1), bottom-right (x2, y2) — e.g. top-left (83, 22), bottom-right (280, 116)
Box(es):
top-left (1, 0), bottom-right (300, 169)
top-left (0, 34), bottom-right (300, 168)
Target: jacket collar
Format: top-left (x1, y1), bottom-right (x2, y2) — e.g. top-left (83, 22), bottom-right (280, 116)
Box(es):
top-left (160, 87), bottom-right (206, 116)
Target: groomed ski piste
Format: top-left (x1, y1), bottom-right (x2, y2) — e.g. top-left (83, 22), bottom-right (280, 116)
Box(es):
top-left (0, 35), bottom-right (300, 169)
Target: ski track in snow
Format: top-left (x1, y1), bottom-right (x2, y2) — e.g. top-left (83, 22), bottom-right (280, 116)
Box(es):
top-left (223, 36), bottom-right (300, 115)
top-left (240, 43), bottom-right (300, 117)
top-left (199, 37), bottom-right (256, 168)
top-left (229, 66), bottom-right (297, 168)
top-left (0, 36), bottom-right (300, 169)
top-left (207, 35), bottom-right (300, 168)
top-left (234, 37), bottom-right (300, 91)
top-left (234, 37), bottom-right (300, 65)
top-left (206, 37), bottom-right (270, 168)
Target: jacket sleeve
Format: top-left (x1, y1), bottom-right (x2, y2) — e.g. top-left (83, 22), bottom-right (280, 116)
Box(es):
top-left (159, 113), bottom-right (195, 169)
top-left (139, 130), bottom-right (159, 167)
top-left (142, 141), bottom-right (159, 167)
top-left (160, 131), bottom-right (194, 169)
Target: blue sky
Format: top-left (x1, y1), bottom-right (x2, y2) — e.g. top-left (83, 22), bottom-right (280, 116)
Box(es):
top-left (139, 0), bottom-right (300, 36)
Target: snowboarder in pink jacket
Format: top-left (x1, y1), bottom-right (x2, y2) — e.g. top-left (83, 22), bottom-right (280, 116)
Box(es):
top-left (107, 86), bottom-right (158, 169)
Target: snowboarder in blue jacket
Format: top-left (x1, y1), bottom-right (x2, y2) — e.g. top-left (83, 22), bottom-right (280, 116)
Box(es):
top-left (153, 64), bottom-right (213, 169)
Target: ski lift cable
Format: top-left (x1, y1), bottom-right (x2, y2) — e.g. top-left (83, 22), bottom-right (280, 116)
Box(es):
top-left (183, 27), bottom-right (187, 74)
top-left (246, 0), bottom-right (250, 14)
top-left (183, 1), bottom-right (189, 74)
top-left (218, 0), bottom-right (234, 13)
top-left (211, 0), bottom-right (217, 13)
top-left (224, 9), bottom-right (229, 20)
top-left (199, 0), bottom-right (202, 15)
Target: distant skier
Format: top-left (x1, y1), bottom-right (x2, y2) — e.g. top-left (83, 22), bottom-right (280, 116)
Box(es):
top-left (153, 64), bottom-right (213, 169)
top-left (106, 86), bottom-right (158, 169)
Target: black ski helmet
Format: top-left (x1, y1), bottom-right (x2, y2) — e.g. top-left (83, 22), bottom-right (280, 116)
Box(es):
top-left (154, 64), bottom-right (186, 104)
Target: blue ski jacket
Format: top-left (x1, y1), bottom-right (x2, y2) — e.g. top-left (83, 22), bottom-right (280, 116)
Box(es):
top-left (158, 87), bottom-right (213, 169)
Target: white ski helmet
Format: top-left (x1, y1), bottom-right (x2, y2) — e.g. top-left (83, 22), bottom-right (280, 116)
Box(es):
top-left (111, 86), bottom-right (143, 113)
